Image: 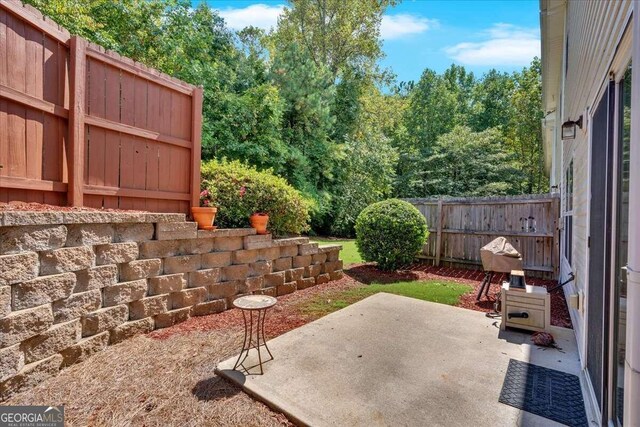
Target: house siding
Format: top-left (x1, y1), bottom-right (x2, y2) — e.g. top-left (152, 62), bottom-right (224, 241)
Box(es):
top-left (555, 1), bottom-right (632, 363)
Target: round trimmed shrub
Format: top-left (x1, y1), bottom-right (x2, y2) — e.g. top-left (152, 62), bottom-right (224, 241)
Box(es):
top-left (355, 199), bottom-right (428, 271)
top-left (201, 159), bottom-right (311, 236)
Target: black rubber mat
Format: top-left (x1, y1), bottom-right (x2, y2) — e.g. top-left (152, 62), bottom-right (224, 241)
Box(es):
top-left (498, 359), bottom-right (588, 426)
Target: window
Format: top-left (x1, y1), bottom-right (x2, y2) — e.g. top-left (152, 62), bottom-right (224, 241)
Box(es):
top-left (564, 160), bottom-right (573, 265)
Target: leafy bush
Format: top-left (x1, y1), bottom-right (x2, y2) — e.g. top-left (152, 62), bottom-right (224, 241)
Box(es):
top-left (355, 199), bottom-right (428, 270)
top-left (201, 159), bottom-right (311, 236)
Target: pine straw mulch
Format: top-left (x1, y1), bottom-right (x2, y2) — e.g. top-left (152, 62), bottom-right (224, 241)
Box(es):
top-left (4, 263), bottom-right (571, 426)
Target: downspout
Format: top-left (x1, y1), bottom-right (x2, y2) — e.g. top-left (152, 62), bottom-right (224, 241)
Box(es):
top-left (625, 4), bottom-right (640, 425)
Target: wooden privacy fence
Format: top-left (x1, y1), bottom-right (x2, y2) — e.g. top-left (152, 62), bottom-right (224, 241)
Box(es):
top-left (0, 1), bottom-right (203, 214)
top-left (406, 194), bottom-right (560, 279)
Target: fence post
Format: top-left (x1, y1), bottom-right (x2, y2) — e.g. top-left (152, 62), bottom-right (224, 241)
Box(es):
top-left (68, 36), bottom-right (86, 206)
top-left (190, 86), bottom-right (203, 209)
top-left (435, 198), bottom-right (444, 267)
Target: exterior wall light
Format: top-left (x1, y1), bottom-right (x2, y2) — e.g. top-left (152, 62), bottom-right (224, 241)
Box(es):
top-left (561, 115), bottom-right (583, 139)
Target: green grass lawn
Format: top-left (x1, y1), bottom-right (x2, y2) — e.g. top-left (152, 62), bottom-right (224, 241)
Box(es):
top-left (310, 238), bottom-right (362, 266)
top-left (298, 280), bottom-right (472, 317)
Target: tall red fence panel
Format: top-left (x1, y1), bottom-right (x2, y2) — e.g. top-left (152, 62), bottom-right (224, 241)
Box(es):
top-left (0, 1), bottom-right (202, 214)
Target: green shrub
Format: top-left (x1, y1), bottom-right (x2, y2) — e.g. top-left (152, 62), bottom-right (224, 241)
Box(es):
top-left (201, 159), bottom-right (311, 236)
top-left (355, 199), bottom-right (428, 270)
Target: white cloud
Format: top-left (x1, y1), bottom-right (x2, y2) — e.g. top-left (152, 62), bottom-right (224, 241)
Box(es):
top-left (381, 14), bottom-right (437, 40)
top-left (218, 4), bottom-right (284, 31)
top-left (445, 23), bottom-right (540, 66)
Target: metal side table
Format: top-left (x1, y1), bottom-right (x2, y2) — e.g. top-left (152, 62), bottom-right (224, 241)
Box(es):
top-left (232, 295), bottom-right (277, 375)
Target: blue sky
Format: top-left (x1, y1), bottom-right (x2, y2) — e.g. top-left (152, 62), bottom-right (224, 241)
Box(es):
top-left (199, 0), bottom-right (540, 82)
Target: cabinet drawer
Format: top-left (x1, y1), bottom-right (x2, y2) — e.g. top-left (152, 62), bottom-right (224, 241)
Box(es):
top-left (505, 304), bottom-right (546, 330)
top-left (506, 294), bottom-right (546, 307)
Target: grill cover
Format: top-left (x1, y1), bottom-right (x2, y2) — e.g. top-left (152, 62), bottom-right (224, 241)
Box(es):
top-left (480, 237), bottom-right (523, 273)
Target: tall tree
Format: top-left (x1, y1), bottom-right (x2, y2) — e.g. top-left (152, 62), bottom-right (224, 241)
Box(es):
top-left (274, 0), bottom-right (395, 77)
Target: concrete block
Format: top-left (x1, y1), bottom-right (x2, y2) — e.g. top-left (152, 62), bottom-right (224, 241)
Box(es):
top-left (0, 286), bottom-right (10, 318)
top-left (316, 273), bottom-right (330, 285)
top-left (65, 224), bottom-right (114, 246)
top-left (155, 222), bottom-right (197, 240)
top-left (323, 260), bottom-right (344, 274)
top-left (0, 344), bottom-right (24, 382)
top-left (170, 287), bottom-right (206, 309)
top-left (277, 282), bottom-right (297, 296)
top-left (145, 213), bottom-right (186, 223)
top-left (293, 255), bottom-right (312, 268)
top-left (273, 257), bottom-right (292, 272)
top-left (253, 287), bottom-right (277, 297)
top-left (40, 246), bottom-right (95, 275)
top-left (2, 211), bottom-right (63, 226)
top-left (109, 317), bottom-right (154, 344)
top-left (329, 270), bottom-right (344, 281)
top-left (119, 259), bottom-right (162, 281)
top-left (52, 290), bottom-right (102, 323)
top-left (249, 260), bottom-right (272, 277)
top-left (304, 264), bottom-right (322, 278)
top-left (197, 228), bottom-right (255, 238)
top-left (21, 319), bottom-right (81, 364)
top-left (60, 332), bottom-right (109, 367)
top-left (154, 307), bottom-right (191, 329)
top-left (212, 236), bottom-right (243, 252)
top-left (264, 272), bottom-right (285, 287)
top-left (207, 281), bottom-right (240, 300)
top-left (95, 242), bottom-right (139, 265)
top-left (163, 254), bottom-right (201, 274)
top-left (0, 225), bottom-right (67, 254)
top-left (312, 253), bottom-right (327, 264)
top-left (74, 265), bottom-right (118, 292)
top-left (243, 234), bottom-right (273, 250)
top-left (296, 277), bottom-right (316, 290)
top-left (138, 240), bottom-right (180, 259)
top-left (12, 272), bottom-right (76, 310)
top-left (81, 305), bottom-right (128, 337)
top-left (0, 305), bottom-right (54, 348)
top-left (285, 268), bottom-right (304, 282)
top-left (201, 251), bottom-right (232, 268)
top-left (0, 252), bottom-right (39, 286)
top-left (102, 280), bottom-right (147, 306)
top-left (233, 249), bottom-right (259, 264)
top-left (279, 245), bottom-right (299, 258)
top-left (0, 354), bottom-right (62, 401)
top-left (243, 276), bottom-right (264, 292)
top-left (192, 299), bottom-right (226, 316)
top-left (327, 250), bottom-right (340, 262)
top-left (298, 243), bottom-right (319, 255)
top-left (148, 274), bottom-right (186, 295)
top-left (258, 247), bottom-right (280, 261)
top-left (180, 238), bottom-right (214, 255)
top-left (222, 264), bottom-right (249, 281)
top-left (273, 237), bottom-right (308, 247)
top-left (188, 269), bottom-right (221, 287)
top-left (62, 212), bottom-right (145, 224)
top-left (129, 295), bottom-right (169, 320)
top-left (114, 223), bottom-right (154, 242)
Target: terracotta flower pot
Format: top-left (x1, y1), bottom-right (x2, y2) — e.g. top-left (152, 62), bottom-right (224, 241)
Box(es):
top-left (249, 213), bottom-right (269, 235)
top-left (192, 207), bottom-right (217, 230)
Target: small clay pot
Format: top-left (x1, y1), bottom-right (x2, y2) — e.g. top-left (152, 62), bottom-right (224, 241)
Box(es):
top-left (192, 207), bottom-right (217, 230)
top-left (249, 212), bottom-right (269, 235)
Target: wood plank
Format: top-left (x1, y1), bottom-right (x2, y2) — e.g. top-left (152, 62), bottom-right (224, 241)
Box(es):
top-left (85, 46), bottom-right (193, 95)
top-left (0, 10), bottom-right (7, 87)
top-left (190, 87), bottom-right (203, 209)
top-left (68, 36), bottom-right (86, 206)
top-left (84, 115), bottom-right (192, 149)
top-left (434, 198), bottom-right (443, 267)
top-left (0, 175), bottom-right (66, 192)
top-left (0, 83), bottom-right (68, 118)
top-left (83, 184), bottom-right (190, 201)
top-left (0, 0), bottom-right (70, 44)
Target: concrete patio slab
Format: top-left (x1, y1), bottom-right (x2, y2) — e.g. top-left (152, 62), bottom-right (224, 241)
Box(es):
top-left (216, 293), bottom-right (592, 426)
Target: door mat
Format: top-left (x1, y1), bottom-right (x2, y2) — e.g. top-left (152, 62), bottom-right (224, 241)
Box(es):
top-left (499, 359), bottom-right (588, 426)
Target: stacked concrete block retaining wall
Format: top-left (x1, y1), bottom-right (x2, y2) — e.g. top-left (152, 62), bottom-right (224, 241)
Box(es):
top-left (0, 212), bottom-right (343, 399)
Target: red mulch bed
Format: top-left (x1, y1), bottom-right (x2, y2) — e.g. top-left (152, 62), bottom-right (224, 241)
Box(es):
top-left (0, 201), bottom-right (146, 212)
top-left (150, 263), bottom-right (572, 341)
